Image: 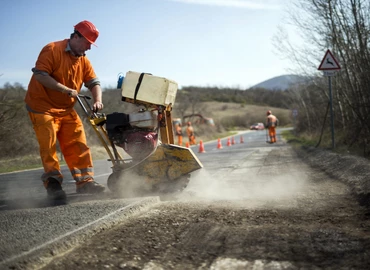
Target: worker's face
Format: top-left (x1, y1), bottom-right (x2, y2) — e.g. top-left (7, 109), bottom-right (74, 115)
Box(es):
top-left (70, 34), bottom-right (92, 56)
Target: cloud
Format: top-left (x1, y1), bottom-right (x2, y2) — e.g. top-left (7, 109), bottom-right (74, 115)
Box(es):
top-left (167, 0), bottom-right (281, 10)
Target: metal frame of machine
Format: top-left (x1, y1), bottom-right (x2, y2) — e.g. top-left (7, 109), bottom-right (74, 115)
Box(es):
top-left (76, 72), bottom-right (203, 195)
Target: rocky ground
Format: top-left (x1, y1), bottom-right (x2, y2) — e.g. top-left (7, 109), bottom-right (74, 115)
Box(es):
top-left (36, 145), bottom-right (370, 270)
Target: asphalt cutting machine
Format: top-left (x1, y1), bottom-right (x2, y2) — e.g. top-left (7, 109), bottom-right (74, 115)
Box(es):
top-left (77, 71), bottom-right (203, 195)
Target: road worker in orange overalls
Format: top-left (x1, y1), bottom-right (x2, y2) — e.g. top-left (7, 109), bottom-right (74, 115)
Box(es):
top-left (186, 121), bottom-right (196, 145)
top-left (175, 123), bottom-right (183, 146)
top-left (24, 20), bottom-right (105, 200)
top-left (266, 110), bottom-right (278, 143)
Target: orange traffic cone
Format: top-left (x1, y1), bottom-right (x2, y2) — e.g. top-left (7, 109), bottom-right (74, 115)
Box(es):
top-left (186, 142), bottom-right (190, 148)
top-left (227, 138), bottom-right (231, 146)
top-left (231, 136), bottom-right (236, 145)
top-left (198, 140), bottom-right (206, 153)
top-left (217, 138), bottom-right (223, 149)
top-left (240, 135), bottom-right (244, 143)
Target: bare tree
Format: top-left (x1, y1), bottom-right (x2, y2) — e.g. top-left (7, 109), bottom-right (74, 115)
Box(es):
top-left (276, 0), bottom-right (370, 154)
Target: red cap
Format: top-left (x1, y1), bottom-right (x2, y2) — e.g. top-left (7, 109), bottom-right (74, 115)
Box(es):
top-left (74, 20), bottom-right (99, 46)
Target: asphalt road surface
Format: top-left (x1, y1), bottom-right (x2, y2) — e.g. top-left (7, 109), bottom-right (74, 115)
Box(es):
top-left (1, 128), bottom-right (369, 269)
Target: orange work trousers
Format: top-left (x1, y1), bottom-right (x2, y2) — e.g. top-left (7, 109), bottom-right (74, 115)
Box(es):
top-left (268, 126), bottom-right (277, 143)
top-left (177, 135), bottom-right (183, 146)
top-left (188, 135), bottom-right (196, 145)
top-left (28, 110), bottom-right (94, 185)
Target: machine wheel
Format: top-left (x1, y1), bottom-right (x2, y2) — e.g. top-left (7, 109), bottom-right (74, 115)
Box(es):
top-left (107, 170), bottom-right (154, 197)
top-left (153, 174), bottom-right (191, 194)
top-left (107, 172), bottom-right (122, 192)
top-left (108, 171), bottom-right (190, 196)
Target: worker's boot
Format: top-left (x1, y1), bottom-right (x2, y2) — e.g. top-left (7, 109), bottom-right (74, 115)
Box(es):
top-left (46, 178), bottom-right (66, 200)
top-left (76, 180), bottom-right (105, 194)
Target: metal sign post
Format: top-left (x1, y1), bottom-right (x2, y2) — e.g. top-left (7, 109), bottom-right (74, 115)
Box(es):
top-left (292, 109), bottom-right (298, 136)
top-left (318, 49), bottom-right (341, 150)
top-left (327, 76), bottom-right (335, 149)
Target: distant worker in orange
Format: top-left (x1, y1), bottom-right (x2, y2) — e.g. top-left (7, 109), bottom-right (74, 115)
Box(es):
top-left (186, 121), bottom-right (196, 145)
top-left (266, 110), bottom-right (278, 143)
top-left (175, 123), bottom-right (183, 146)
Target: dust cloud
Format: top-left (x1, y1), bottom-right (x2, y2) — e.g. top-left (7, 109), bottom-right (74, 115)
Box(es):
top-left (112, 170), bottom-right (156, 198)
top-left (1, 174), bottom-right (56, 209)
top-left (183, 169), bottom-right (308, 207)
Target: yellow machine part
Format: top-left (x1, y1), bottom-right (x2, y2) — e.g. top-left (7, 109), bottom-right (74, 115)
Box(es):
top-left (133, 144), bottom-right (203, 183)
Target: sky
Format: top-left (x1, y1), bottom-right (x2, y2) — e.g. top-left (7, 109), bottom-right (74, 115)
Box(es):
top-left (0, 0), bottom-right (302, 89)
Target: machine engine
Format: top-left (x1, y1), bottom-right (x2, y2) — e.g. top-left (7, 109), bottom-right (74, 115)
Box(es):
top-left (106, 110), bottom-right (159, 160)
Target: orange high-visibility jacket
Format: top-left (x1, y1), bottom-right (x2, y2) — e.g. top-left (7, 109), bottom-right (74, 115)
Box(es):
top-left (25, 39), bottom-right (97, 116)
top-left (176, 124), bottom-right (183, 136)
top-left (186, 126), bottom-right (194, 137)
top-left (266, 114), bottom-right (278, 127)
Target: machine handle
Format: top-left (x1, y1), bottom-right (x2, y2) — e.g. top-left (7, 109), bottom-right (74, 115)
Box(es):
top-left (76, 94), bottom-right (98, 118)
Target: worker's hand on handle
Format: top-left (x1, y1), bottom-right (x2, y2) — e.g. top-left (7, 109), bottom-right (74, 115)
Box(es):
top-left (93, 101), bottom-right (104, 111)
top-left (64, 89), bottom-right (78, 97)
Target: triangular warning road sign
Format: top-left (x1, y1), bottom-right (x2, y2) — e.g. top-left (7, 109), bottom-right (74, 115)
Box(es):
top-left (318, 49), bottom-right (341, 70)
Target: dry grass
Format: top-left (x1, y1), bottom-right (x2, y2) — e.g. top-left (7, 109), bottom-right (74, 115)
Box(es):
top-left (0, 155), bottom-right (43, 174)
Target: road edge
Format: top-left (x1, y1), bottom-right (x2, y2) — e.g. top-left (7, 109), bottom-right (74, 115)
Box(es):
top-left (1, 196), bottom-right (160, 270)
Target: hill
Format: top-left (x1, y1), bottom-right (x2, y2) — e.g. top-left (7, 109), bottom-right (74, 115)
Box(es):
top-left (250, 74), bottom-right (309, 90)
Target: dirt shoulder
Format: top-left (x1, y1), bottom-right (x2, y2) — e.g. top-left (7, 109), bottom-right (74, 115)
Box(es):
top-left (295, 146), bottom-right (370, 208)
